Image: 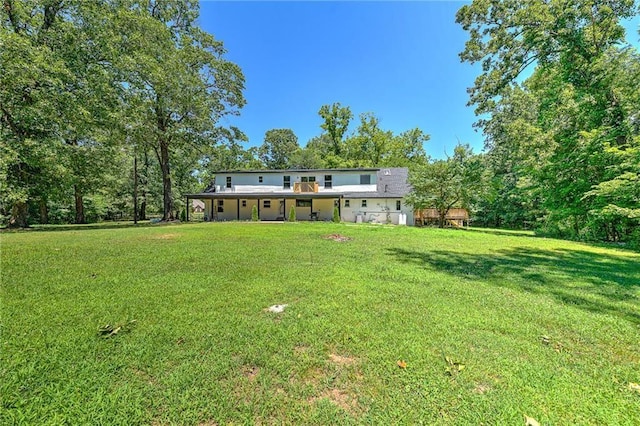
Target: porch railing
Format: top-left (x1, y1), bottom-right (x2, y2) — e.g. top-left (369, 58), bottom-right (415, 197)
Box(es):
top-left (293, 182), bottom-right (319, 193)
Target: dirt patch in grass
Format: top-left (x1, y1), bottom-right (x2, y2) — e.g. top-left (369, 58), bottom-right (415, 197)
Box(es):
top-left (329, 353), bottom-right (357, 366)
top-left (323, 234), bottom-right (353, 242)
top-left (310, 388), bottom-right (360, 414)
top-left (473, 383), bottom-right (492, 394)
top-left (294, 345), bottom-right (310, 355)
top-left (131, 367), bottom-right (157, 386)
top-left (151, 233), bottom-right (180, 240)
top-left (242, 365), bottom-right (260, 381)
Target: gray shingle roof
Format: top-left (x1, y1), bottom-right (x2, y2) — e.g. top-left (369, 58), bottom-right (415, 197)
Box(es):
top-left (344, 167), bottom-right (410, 198)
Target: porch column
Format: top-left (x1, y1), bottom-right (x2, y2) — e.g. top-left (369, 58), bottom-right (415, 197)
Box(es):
top-left (257, 198), bottom-right (260, 220)
top-left (237, 199), bottom-right (240, 220)
top-left (282, 198), bottom-right (286, 221)
top-left (186, 196), bottom-right (189, 222)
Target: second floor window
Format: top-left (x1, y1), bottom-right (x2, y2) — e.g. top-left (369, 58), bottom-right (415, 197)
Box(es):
top-left (324, 175), bottom-right (332, 188)
top-left (226, 177), bottom-right (232, 188)
top-left (283, 176), bottom-right (291, 189)
top-left (360, 174), bottom-right (371, 184)
top-left (362, 200), bottom-right (367, 208)
top-left (258, 176), bottom-right (263, 183)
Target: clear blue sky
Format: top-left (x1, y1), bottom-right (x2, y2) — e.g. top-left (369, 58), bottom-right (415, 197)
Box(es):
top-left (198, 1), bottom-right (640, 160)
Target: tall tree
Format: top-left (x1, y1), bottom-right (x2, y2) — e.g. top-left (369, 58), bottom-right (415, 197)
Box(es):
top-left (406, 144), bottom-right (483, 228)
top-left (118, 1), bottom-right (245, 220)
top-left (457, 0), bottom-right (640, 240)
top-left (258, 129), bottom-right (299, 169)
top-left (318, 102), bottom-right (353, 156)
top-left (1, 0), bottom-right (122, 226)
top-left (344, 112), bottom-right (393, 167)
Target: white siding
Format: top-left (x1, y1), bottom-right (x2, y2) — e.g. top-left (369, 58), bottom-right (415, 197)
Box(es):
top-left (213, 171), bottom-right (378, 194)
top-left (341, 198), bottom-right (413, 225)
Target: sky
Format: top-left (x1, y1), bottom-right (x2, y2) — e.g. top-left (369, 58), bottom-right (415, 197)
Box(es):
top-left (198, 1), bottom-right (640, 160)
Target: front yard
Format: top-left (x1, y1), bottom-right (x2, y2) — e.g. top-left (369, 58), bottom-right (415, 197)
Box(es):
top-left (1, 223), bottom-right (639, 424)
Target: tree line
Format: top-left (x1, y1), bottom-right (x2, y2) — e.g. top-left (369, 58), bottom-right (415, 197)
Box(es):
top-left (2, 0), bottom-right (638, 246)
top-left (2, 0), bottom-right (245, 226)
top-left (455, 0), bottom-right (640, 244)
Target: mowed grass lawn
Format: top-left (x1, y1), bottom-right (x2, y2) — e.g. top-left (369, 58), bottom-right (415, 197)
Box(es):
top-left (2, 223), bottom-right (639, 425)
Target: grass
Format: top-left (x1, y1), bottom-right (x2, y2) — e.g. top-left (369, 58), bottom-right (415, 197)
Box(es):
top-left (1, 222), bottom-right (639, 424)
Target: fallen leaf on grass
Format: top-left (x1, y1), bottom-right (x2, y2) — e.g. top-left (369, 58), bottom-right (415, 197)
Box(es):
top-left (524, 415), bottom-right (540, 426)
top-left (97, 320), bottom-right (136, 338)
top-left (629, 382), bottom-right (640, 393)
top-left (444, 355), bottom-right (465, 376)
top-left (397, 360), bottom-right (407, 369)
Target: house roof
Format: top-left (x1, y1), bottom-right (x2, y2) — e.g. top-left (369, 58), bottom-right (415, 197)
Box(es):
top-left (210, 167), bottom-right (380, 174)
top-left (186, 192), bottom-right (340, 200)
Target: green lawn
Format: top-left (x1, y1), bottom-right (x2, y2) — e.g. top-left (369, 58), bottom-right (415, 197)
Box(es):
top-left (2, 223), bottom-right (639, 424)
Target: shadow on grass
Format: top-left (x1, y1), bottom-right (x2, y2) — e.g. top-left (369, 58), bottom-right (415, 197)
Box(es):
top-left (0, 221), bottom-right (178, 233)
top-left (387, 247), bottom-right (640, 324)
top-left (465, 227), bottom-right (537, 238)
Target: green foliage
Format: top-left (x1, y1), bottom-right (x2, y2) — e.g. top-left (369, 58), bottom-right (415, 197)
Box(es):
top-left (406, 143), bottom-right (483, 228)
top-left (251, 204), bottom-right (259, 221)
top-left (318, 103), bottom-right (353, 156)
top-left (332, 206), bottom-right (340, 223)
top-left (457, 0), bottom-right (640, 242)
top-left (259, 129), bottom-right (299, 169)
top-left (288, 205), bottom-right (296, 222)
top-left (0, 1), bottom-right (245, 226)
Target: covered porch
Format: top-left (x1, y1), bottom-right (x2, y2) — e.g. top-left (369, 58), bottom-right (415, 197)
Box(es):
top-left (185, 193), bottom-right (340, 222)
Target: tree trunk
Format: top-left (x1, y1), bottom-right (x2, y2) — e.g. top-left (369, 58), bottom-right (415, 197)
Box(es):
top-left (74, 184), bottom-right (86, 224)
top-left (438, 210), bottom-right (446, 228)
top-left (140, 198), bottom-right (147, 221)
top-left (133, 156), bottom-right (138, 224)
top-left (8, 201), bottom-right (28, 228)
top-left (139, 151), bottom-right (148, 220)
top-left (39, 198), bottom-right (49, 224)
top-left (160, 139), bottom-right (173, 220)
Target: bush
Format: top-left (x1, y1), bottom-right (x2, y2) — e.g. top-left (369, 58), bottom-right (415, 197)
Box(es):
top-left (251, 205), bottom-right (259, 221)
top-left (289, 205), bottom-right (296, 222)
top-left (333, 206), bottom-right (340, 223)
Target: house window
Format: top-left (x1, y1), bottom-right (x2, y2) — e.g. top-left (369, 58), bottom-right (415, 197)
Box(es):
top-left (361, 200), bottom-right (367, 208)
top-left (263, 200), bottom-right (271, 208)
top-left (324, 175), bottom-right (332, 189)
top-left (242, 200), bottom-right (247, 207)
top-left (360, 174), bottom-right (371, 184)
top-left (301, 176), bottom-right (316, 182)
top-left (296, 199), bottom-right (311, 207)
top-left (344, 200), bottom-right (350, 208)
top-left (217, 199), bottom-right (224, 212)
top-left (258, 176), bottom-right (263, 183)
top-left (396, 200), bottom-right (401, 211)
top-left (283, 176), bottom-right (291, 189)
top-left (226, 176), bottom-right (231, 188)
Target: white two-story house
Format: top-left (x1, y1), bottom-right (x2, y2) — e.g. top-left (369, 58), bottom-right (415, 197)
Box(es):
top-left (186, 167), bottom-right (414, 225)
